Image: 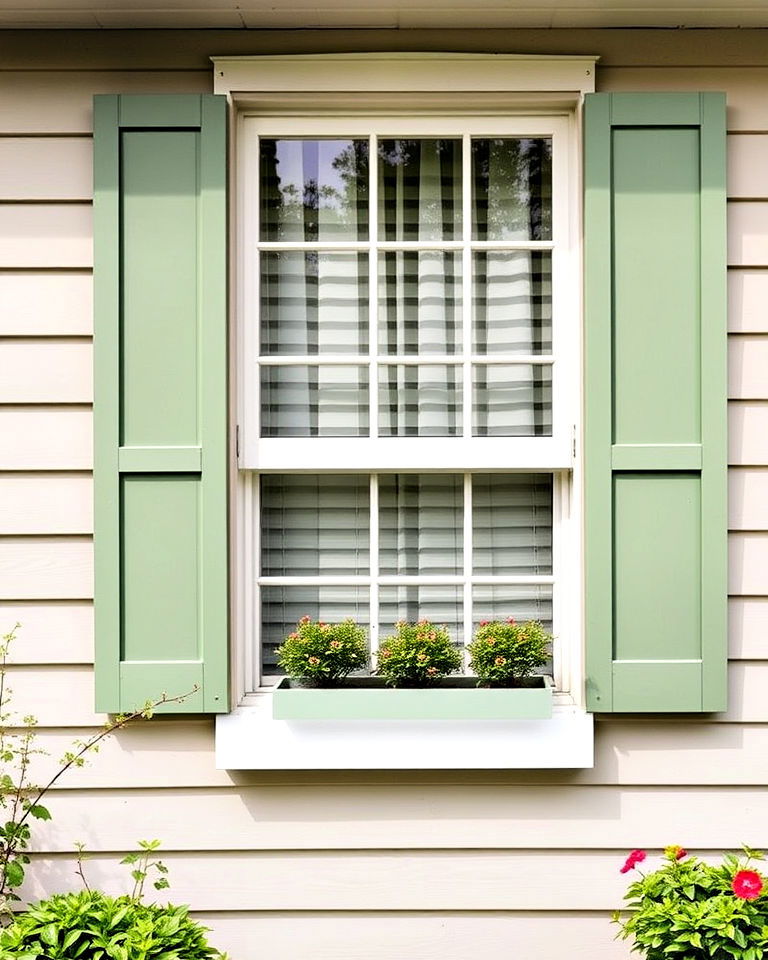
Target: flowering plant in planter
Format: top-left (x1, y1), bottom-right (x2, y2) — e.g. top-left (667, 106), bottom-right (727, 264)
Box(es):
top-left (614, 845), bottom-right (768, 960)
top-left (467, 618), bottom-right (550, 686)
top-left (375, 620), bottom-right (462, 687)
top-left (276, 617), bottom-right (368, 687)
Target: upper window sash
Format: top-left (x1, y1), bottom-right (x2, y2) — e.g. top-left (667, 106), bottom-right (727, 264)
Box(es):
top-left (239, 115), bottom-right (576, 472)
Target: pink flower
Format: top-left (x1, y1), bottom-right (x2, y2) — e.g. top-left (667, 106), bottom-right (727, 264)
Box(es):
top-left (329, 640), bottom-right (342, 649)
top-left (299, 615), bottom-right (311, 624)
top-left (507, 617), bottom-right (516, 625)
top-left (733, 870), bottom-right (764, 900)
top-left (619, 850), bottom-right (647, 874)
top-left (418, 619), bottom-right (429, 626)
top-left (307, 656), bottom-right (320, 665)
top-left (494, 656), bottom-right (507, 666)
top-left (479, 620), bottom-right (489, 626)
top-left (427, 666), bottom-right (438, 675)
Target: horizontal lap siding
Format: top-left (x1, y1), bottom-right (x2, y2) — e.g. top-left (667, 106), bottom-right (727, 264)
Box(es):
top-left (0, 47), bottom-right (765, 960)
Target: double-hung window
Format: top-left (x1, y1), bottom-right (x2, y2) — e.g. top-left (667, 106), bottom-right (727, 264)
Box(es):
top-left (238, 112), bottom-right (580, 697)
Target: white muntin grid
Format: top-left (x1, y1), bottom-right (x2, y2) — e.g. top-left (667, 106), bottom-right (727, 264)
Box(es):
top-left (238, 112), bottom-right (578, 694)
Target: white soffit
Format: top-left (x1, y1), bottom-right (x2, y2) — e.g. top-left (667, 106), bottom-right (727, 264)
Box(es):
top-left (213, 53), bottom-right (597, 107)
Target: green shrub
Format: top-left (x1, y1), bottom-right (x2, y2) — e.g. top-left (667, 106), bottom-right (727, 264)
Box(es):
top-left (375, 620), bottom-right (462, 687)
top-left (467, 618), bottom-right (550, 686)
top-left (277, 617), bottom-right (368, 686)
top-left (615, 845), bottom-right (768, 960)
top-left (0, 890), bottom-right (227, 960)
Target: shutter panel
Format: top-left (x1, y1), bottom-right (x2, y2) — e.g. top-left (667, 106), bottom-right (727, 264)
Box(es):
top-left (93, 95), bottom-right (229, 713)
top-left (584, 92), bottom-right (727, 712)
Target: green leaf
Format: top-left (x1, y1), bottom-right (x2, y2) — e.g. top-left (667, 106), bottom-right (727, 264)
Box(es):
top-left (28, 804), bottom-right (51, 821)
top-left (5, 859), bottom-right (25, 888)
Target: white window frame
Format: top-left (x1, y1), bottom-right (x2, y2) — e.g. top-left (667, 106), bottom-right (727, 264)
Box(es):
top-left (215, 54), bottom-right (595, 769)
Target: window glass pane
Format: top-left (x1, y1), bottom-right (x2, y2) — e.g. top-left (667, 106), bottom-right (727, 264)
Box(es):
top-left (261, 585), bottom-right (369, 675)
top-left (261, 365), bottom-right (369, 437)
top-left (379, 474), bottom-right (462, 575)
top-left (472, 474), bottom-right (552, 575)
top-left (260, 252), bottom-right (369, 355)
top-left (379, 251), bottom-right (461, 355)
top-left (473, 584), bottom-right (553, 629)
top-left (261, 475), bottom-right (369, 576)
top-left (473, 252), bottom-right (552, 355)
top-left (379, 585), bottom-right (464, 645)
top-left (379, 365), bottom-right (462, 436)
top-left (472, 364), bottom-right (552, 436)
top-left (472, 138), bottom-right (552, 241)
top-left (378, 139), bottom-right (462, 241)
top-left (260, 139), bottom-right (369, 242)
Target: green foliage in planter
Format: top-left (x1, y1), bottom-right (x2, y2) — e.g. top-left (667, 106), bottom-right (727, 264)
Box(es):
top-left (375, 620), bottom-right (462, 687)
top-left (0, 890), bottom-right (227, 960)
top-left (277, 617), bottom-right (368, 686)
top-left (467, 618), bottom-right (550, 686)
top-left (615, 845), bottom-right (768, 960)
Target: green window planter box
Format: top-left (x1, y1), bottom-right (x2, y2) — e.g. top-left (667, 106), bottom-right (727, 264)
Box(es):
top-left (272, 676), bottom-right (554, 721)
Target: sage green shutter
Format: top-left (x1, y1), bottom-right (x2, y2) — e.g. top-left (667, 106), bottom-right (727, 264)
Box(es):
top-left (584, 92), bottom-right (727, 713)
top-left (93, 94), bottom-right (229, 713)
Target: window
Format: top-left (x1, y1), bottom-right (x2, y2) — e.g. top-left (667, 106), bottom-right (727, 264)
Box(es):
top-left (237, 113), bottom-right (580, 696)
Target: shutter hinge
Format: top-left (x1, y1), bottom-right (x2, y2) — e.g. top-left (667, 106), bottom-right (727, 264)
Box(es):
top-left (572, 424), bottom-right (577, 460)
top-left (236, 424), bottom-right (240, 459)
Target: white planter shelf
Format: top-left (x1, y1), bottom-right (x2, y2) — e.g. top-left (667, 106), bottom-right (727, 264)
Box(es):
top-left (272, 676), bottom-right (554, 721)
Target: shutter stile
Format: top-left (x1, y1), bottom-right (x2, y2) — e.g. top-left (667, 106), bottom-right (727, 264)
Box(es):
top-left (584, 92), bottom-right (727, 712)
top-left (93, 95), bottom-right (229, 713)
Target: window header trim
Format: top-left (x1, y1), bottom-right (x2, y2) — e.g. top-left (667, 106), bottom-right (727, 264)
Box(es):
top-left (212, 52), bottom-right (598, 104)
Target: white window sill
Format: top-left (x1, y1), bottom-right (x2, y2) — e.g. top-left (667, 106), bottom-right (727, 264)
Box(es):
top-left (215, 693), bottom-right (594, 770)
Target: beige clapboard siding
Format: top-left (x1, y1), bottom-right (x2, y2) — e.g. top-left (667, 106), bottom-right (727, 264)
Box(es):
top-left (0, 665), bottom-right (101, 725)
top-left (728, 334), bottom-right (768, 399)
top-left (728, 202), bottom-right (768, 266)
top-left (12, 849), bottom-right (664, 911)
top-left (0, 601), bottom-right (93, 663)
top-left (195, 911), bottom-right (629, 960)
top-left (0, 272), bottom-right (92, 336)
top-left (24, 785), bottom-right (768, 852)
top-left (0, 473), bottom-right (92, 534)
top-left (0, 406), bottom-right (92, 470)
top-left (0, 137), bottom-right (92, 200)
top-left (728, 270), bottom-right (768, 333)
top-left (0, 537), bottom-right (92, 600)
top-left (729, 532), bottom-right (768, 594)
top-left (728, 133), bottom-right (768, 198)
top-left (599, 67), bottom-right (768, 131)
top-left (0, 205), bottom-right (92, 268)
top-left (729, 597), bottom-right (768, 659)
top-left (0, 71), bottom-right (210, 134)
top-left (728, 402), bottom-right (768, 465)
top-left (0, 339), bottom-right (92, 403)
top-left (729, 468), bottom-right (768, 530)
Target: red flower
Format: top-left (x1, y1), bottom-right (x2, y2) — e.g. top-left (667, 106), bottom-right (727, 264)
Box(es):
top-left (665, 845), bottom-right (687, 861)
top-left (620, 849), bottom-right (647, 874)
top-left (732, 870), bottom-right (764, 900)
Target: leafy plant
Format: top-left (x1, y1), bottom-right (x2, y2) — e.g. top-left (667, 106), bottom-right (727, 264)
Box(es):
top-left (0, 624), bottom-right (195, 917)
top-left (277, 616), bottom-right (368, 686)
top-left (467, 618), bottom-right (550, 686)
top-left (0, 890), bottom-right (227, 960)
top-left (614, 845), bottom-right (768, 960)
top-left (375, 620), bottom-right (462, 687)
